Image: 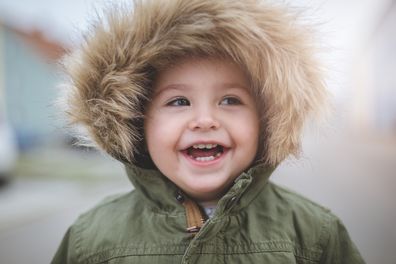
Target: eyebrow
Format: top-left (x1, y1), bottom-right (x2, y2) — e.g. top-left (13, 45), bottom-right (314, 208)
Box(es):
top-left (156, 82), bottom-right (249, 93)
top-left (153, 84), bottom-right (188, 97)
top-left (220, 82), bottom-right (250, 91)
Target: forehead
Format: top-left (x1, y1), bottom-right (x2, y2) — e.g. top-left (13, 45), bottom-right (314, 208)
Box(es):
top-left (152, 57), bottom-right (251, 94)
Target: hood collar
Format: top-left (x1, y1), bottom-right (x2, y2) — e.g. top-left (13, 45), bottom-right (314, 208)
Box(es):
top-left (124, 163), bottom-right (276, 216)
top-left (63, 0), bottom-right (327, 167)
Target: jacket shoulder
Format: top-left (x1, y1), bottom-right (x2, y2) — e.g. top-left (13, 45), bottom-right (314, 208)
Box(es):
top-left (252, 182), bottom-right (365, 263)
top-left (52, 191), bottom-right (140, 264)
top-left (52, 190), bottom-right (189, 264)
top-left (77, 190), bottom-right (137, 220)
top-left (267, 182), bottom-right (332, 215)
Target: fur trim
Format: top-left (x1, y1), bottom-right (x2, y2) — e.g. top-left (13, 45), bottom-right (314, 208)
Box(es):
top-left (62, 0), bottom-right (327, 166)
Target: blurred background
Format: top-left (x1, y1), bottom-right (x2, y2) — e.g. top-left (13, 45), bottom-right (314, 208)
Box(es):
top-left (0, 0), bottom-right (395, 263)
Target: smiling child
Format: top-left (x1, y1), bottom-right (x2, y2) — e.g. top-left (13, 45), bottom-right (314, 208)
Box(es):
top-left (52, 0), bottom-right (364, 263)
top-left (145, 58), bottom-right (260, 204)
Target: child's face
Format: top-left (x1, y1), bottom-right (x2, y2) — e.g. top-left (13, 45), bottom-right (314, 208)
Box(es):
top-left (144, 58), bottom-right (259, 202)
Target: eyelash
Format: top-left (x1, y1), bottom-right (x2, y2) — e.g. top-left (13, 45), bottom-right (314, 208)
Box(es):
top-left (166, 97), bottom-right (190, 106)
top-left (165, 96), bottom-right (242, 107)
top-left (220, 96), bottom-right (242, 105)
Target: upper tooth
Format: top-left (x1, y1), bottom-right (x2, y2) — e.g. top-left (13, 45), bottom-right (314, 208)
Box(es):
top-left (192, 143), bottom-right (218, 149)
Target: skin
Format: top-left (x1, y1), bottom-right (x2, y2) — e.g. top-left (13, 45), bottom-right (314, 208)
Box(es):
top-left (144, 58), bottom-right (260, 203)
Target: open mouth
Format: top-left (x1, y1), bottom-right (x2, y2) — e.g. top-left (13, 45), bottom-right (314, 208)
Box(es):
top-left (184, 143), bottom-right (225, 162)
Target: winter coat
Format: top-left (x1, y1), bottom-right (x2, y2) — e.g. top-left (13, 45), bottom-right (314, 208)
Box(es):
top-left (52, 163), bottom-right (364, 264)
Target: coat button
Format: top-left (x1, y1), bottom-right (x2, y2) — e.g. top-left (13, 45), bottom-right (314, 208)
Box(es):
top-left (175, 192), bottom-right (185, 203)
top-left (228, 196), bottom-right (238, 208)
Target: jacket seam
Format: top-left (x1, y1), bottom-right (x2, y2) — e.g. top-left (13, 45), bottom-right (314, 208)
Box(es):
top-left (83, 249), bottom-right (317, 264)
top-left (74, 215), bottom-right (86, 264)
top-left (295, 255), bottom-right (320, 263)
top-left (81, 243), bottom-right (190, 263)
top-left (78, 239), bottom-right (324, 263)
top-left (317, 211), bottom-right (333, 263)
top-left (225, 240), bottom-right (322, 260)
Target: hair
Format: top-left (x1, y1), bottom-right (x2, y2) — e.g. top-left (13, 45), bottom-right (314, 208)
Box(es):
top-left (61, 0), bottom-right (327, 167)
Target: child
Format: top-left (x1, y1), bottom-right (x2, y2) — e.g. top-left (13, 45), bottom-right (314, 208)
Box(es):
top-left (53, 0), bottom-right (364, 263)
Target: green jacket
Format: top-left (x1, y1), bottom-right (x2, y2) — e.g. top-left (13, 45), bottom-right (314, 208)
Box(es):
top-left (52, 164), bottom-right (364, 264)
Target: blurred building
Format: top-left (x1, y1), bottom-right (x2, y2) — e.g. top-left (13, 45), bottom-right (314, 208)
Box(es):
top-left (351, 0), bottom-right (396, 135)
top-left (0, 21), bottom-right (66, 149)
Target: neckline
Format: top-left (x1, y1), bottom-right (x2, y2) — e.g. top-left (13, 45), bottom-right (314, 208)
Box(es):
top-left (124, 162), bottom-right (276, 215)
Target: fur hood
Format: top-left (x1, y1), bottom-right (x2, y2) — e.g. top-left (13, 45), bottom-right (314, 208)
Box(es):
top-left (62, 0), bottom-right (326, 167)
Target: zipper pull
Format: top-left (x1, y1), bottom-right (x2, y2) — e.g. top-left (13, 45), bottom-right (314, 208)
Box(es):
top-left (176, 192), bottom-right (206, 235)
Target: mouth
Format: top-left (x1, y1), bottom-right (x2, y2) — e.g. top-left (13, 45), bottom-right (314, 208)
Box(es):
top-left (182, 143), bottom-right (227, 162)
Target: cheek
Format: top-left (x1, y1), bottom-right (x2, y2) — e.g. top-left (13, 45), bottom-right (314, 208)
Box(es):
top-left (233, 111), bottom-right (260, 153)
top-left (144, 111), bottom-right (157, 147)
top-left (144, 112), bottom-right (182, 155)
top-left (144, 116), bottom-right (174, 173)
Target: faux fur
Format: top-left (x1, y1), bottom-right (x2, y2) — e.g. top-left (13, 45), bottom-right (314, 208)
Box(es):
top-left (62, 0), bottom-right (327, 166)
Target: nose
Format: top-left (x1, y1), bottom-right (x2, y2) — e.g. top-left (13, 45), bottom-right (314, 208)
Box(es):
top-left (188, 108), bottom-right (220, 131)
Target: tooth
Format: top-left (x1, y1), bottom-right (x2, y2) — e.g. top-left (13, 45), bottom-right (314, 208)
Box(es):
top-left (193, 144), bottom-right (199, 149)
top-left (205, 144), bottom-right (212, 149)
top-left (194, 156), bottom-right (216, 162)
top-left (198, 144), bottom-right (205, 149)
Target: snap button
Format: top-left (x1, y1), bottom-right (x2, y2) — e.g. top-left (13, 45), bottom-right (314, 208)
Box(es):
top-left (175, 192), bottom-right (185, 203)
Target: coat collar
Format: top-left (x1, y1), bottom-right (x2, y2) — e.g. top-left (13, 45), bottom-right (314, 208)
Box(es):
top-left (124, 163), bottom-right (276, 216)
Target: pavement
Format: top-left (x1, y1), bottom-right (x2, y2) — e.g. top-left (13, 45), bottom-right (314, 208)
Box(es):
top-left (0, 148), bottom-right (132, 264)
top-left (0, 128), bottom-right (395, 264)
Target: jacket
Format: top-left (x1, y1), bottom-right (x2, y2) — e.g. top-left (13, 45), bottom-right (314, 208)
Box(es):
top-left (52, 163), bottom-right (365, 264)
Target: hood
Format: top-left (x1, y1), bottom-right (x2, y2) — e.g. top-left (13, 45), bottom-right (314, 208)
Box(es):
top-left (61, 0), bottom-right (327, 167)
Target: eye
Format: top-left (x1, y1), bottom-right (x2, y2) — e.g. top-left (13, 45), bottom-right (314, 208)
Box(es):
top-left (220, 96), bottom-right (242, 105)
top-left (166, 97), bottom-right (190, 106)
